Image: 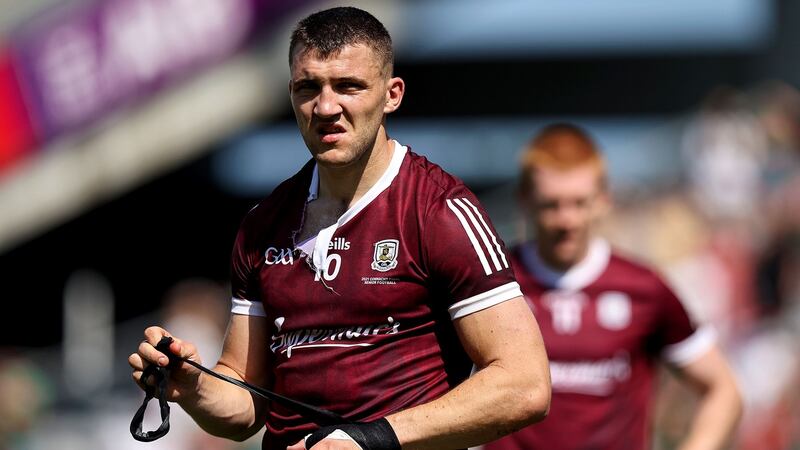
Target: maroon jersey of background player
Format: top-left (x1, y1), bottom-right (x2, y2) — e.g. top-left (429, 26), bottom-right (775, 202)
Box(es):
top-left (485, 238), bottom-right (716, 450)
top-left (231, 143), bottom-right (523, 450)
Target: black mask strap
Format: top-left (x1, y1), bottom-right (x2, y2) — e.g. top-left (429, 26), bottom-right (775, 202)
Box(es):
top-left (130, 338), bottom-right (175, 441)
top-left (130, 336), bottom-right (350, 442)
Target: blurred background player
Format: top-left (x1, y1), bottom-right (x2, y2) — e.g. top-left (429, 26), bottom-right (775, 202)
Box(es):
top-left (484, 123), bottom-right (742, 450)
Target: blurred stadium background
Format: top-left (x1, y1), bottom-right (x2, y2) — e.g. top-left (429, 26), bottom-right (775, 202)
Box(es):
top-left (0, 0), bottom-right (799, 448)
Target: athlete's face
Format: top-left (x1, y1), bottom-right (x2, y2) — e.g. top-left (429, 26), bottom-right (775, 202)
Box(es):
top-left (524, 165), bottom-right (609, 270)
top-left (289, 44), bottom-right (403, 168)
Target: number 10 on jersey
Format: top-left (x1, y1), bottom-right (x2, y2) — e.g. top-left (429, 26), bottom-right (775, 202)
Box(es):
top-left (314, 253), bottom-right (342, 282)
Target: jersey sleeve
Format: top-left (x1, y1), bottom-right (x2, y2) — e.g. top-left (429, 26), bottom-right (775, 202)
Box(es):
top-left (652, 275), bottom-right (715, 366)
top-left (423, 187), bottom-right (522, 320)
top-left (230, 222), bottom-right (266, 317)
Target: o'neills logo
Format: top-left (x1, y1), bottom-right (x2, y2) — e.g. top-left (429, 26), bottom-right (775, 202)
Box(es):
top-left (328, 237), bottom-right (351, 250)
top-left (270, 316), bottom-right (400, 358)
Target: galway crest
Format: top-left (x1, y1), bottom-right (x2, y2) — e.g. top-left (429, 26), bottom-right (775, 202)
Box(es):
top-left (371, 239), bottom-right (399, 272)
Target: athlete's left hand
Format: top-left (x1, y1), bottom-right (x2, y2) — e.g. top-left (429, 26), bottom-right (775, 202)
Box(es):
top-left (288, 436), bottom-right (362, 450)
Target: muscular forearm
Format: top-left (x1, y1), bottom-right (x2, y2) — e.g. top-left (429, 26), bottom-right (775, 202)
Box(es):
top-left (178, 363), bottom-right (266, 441)
top-left (130, 321), bottom-right (269, 442)
top-left (386, 361), bottom-right (550, 450)
top-left (382, 298), bottom-right (551, 450)
top-left (679, 371), bottom-right (742, 450)
top-left (671, 344), bottom-right (743, 450)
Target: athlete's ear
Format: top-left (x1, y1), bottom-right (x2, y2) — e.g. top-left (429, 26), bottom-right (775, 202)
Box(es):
top-left (384, 76), bottom-right (405, 114)
top-left (595, 189), bottom-right (612, 218)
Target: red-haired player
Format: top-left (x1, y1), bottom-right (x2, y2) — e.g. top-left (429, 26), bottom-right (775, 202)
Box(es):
top-left (484, 124), bottom-right (742, 450)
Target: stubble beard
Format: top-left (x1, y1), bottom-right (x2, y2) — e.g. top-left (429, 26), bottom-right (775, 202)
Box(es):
top-left (311, 117), bottom-right (383, 170)
top-left (539, 229), bottom-right (590, 272)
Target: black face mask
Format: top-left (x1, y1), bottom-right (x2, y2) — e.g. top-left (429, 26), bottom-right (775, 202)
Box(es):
top-left (130, 336), bottom-right (351, 442)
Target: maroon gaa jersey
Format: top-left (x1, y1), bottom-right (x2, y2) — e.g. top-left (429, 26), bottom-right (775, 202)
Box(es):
top-left (230, 142), bottom-right (522, 449)
top-left (485, 239), bottom-right (716, 450)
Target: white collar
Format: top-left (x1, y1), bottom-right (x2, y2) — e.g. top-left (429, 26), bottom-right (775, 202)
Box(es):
top-left (310, 141), bottom-right (408, 273)
top-left (520, 238), bottom-right (611, 291)
top-left (307, 164), bottom-right (319, 202)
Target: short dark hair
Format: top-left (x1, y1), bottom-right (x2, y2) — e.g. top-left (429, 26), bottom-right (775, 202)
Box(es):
top-left (289, 7), bottom-right (394, 75)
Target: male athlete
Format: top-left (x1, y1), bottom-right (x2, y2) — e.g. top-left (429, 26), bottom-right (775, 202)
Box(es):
top-left (128, 7), bottom-right (550, 450)
top-left (484, 124), bottom-right (742, 450)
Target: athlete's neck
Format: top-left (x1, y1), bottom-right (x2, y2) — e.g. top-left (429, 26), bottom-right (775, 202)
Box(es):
top-left (317, 133), bottom-right (395, 208)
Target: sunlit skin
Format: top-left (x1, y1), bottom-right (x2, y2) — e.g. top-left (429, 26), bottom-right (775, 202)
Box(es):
top-left (289, 44), bottom-right (404, 203)
top-left (523, 165), bottom-right (610, 271)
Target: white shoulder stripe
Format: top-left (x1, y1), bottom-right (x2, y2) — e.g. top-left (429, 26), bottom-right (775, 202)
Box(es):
top-left (663, 325), bottom-right (717, 366)
top-left (461, 197), bottom-right (509, 269)
top-left (446, 199), bottom-right (492, 275)
top-left (453, 198), bottom-right (502, 272)
top-left (231, 297), bottom-right (267, 317)
top-left (449, 281), bottom-right (523, 320)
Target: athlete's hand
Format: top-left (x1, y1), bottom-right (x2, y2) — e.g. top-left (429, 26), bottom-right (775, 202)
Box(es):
top-left (287, 436), bottom-right (362, 450)
top-left (128, 326), bottom-right (204, 403)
